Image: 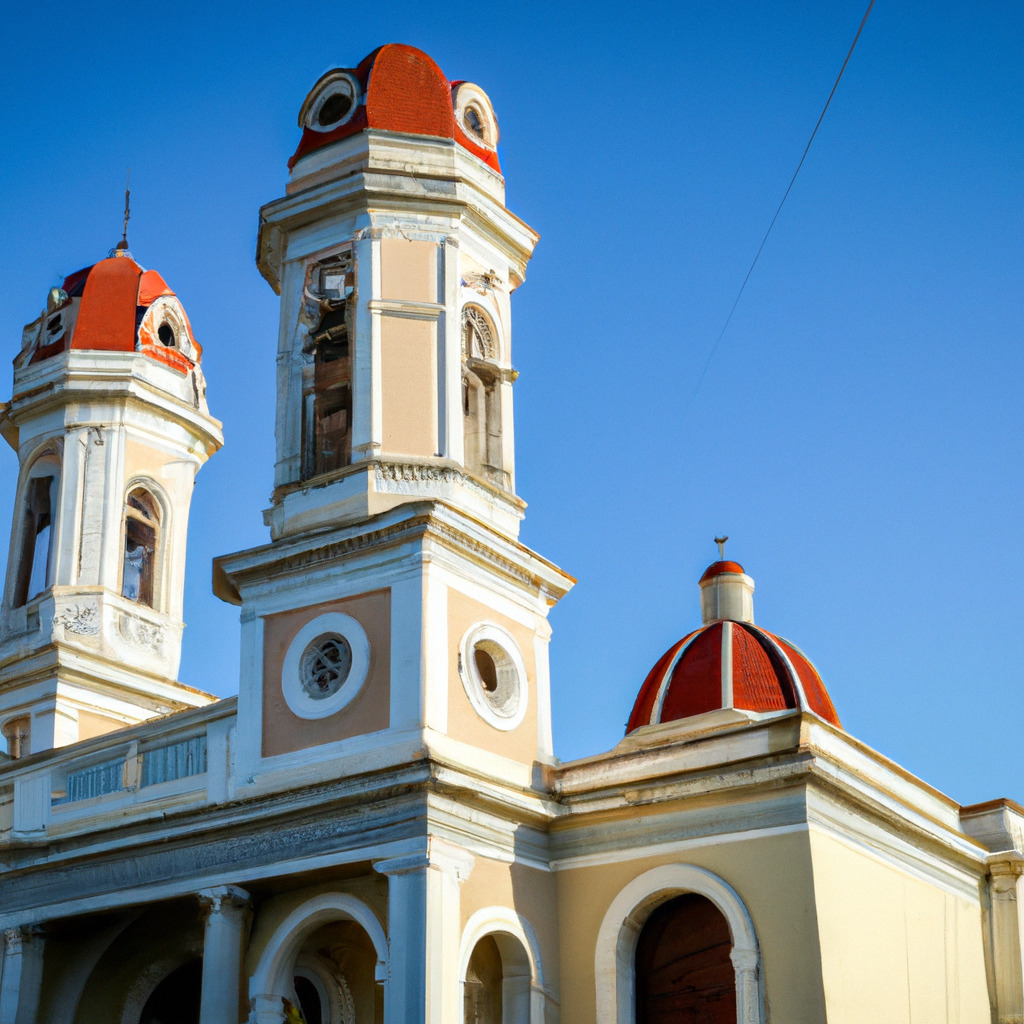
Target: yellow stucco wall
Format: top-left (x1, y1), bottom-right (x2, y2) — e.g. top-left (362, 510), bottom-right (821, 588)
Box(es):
top-left (809, 828), bottom-right (990, 1024)
top-left (553, 828), bottom-right (828, 1023)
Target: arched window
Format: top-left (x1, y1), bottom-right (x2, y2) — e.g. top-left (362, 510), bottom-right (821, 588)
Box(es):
top-left (634, 894), bottom-right (735, 1024)
top-left (303, 255), bottom-right (354, 479)
top-left (13, 456), bottom-right (60, 607)
top-left (122, 488), bottom-right (160, 607)
top-left (461, 306), bottom-right (507, 490)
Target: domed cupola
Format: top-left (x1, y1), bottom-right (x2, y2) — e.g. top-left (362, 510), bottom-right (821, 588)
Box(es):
top-left (627, 554), bottom-right (840, 732)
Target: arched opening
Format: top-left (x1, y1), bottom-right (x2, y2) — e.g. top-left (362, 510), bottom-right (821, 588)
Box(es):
top-left (634, 894), bottom-right (735, 1024)
top-left (302, 255), bottom-right (354, 480)
top-left (13, 456), bottom-right (60, 607)
top-left (122, 488), bottom-right (161, 608)
top-left (465, 935), bottom-right (503, 1024)
top-left (461, 306), bottom-right (507, 491)
top-left (138, 957), bottom-right (202, 1024)
top-left (461, 926), bottom-right (535, 1024)
top-left (250, 894), bottom-right (385, 1024)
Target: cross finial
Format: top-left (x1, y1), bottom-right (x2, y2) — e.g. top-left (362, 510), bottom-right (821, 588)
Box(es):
top-left (714, 535), bottom-right (728, 560)
top-left (116, 169), bottom-right (131, 251)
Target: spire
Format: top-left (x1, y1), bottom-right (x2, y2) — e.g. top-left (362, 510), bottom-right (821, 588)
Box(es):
top-left (698, 540), bottom-right (755, 625)
top-left (114, 169), bottom-right (131, 256)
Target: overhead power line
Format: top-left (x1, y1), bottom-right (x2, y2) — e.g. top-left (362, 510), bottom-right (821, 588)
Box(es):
top-left (683, 0), bottom-right (876, 417)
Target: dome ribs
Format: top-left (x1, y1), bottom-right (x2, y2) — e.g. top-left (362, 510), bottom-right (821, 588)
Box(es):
top-left (732, 625), bottom-right (793, 713)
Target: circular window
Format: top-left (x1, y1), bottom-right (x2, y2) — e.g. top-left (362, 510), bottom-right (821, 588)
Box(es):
top-left (299, 633), bottom-right (352, 700)
top-left (459, 623), bottom-right (528, 731)
top-left (158, 323), bottom-right (175, 347)
top-left (304, 73), bottom-right (359, 133)
top-left (282, 612), bottom-right (370, 720)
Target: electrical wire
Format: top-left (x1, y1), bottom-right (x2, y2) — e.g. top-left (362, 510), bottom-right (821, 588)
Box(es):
top-left (682, 0), bottom-right (876, 417)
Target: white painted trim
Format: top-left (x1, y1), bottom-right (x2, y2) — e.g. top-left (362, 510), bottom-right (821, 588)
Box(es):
top-left (650, 631), bottom-right (701, 726)
top-left (550, 822), bottom-right (808, 871)
top-left (594, 863), bottom-right (763, 1024)
top-left (281, 612), bottom-right (370, 720)
top-left (458, 907), bottom-right (545, 1024)
top-left (721, 621), bottom-right (733, 709)
top-left (248, 892), bottom-right (388, 1009)
top-left (457, 622), bottom-right (528, 732)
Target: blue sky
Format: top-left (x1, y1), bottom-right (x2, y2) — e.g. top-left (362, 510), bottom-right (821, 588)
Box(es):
top-left (0, 2), bottom-right (1021, 804)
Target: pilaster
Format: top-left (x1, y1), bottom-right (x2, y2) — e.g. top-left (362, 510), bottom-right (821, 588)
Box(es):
top-left (374, 837), bottom-right (475, 1024)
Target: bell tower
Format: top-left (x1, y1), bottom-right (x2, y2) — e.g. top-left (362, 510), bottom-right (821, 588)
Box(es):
top-left (215, 45), bottom-right (573, 792)
top-left (0, 247), bottom-right (223, 755)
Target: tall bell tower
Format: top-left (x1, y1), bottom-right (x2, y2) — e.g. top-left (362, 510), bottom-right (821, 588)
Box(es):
top-left (0, 247), bottom-right (223, 755)
top-left (215, 45), bottom-right (573, 795)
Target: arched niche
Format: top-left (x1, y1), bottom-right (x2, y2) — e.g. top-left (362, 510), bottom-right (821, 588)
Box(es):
top-left (458, 908), bottom-right (546, 1024)
top-left (249, 893), bottom-right (387, 1024)
top-left (594, 864), bottom-right (763, 1024)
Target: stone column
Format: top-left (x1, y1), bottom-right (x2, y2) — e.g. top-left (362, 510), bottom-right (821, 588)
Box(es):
top-left (989, 857), bottom-right (1024, 1024)
top-left (199, 885), bottom-right (251, 1024)
top-left (374, 838), bottom-right (474, 1024)
top-left (730, 947), bottom-right (762, 1024)
top-left (0, 926), bottom-right (44, 1024)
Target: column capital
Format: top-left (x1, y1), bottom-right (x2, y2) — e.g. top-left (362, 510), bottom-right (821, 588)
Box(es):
top-left (373, 836), bottom-right (474, 883)
top-left (198, 885), bottom-right (251, 916)
top-left (729, 947), bottom-right (759, 972)
top-left (990, 854), bottom-right (1024, 879)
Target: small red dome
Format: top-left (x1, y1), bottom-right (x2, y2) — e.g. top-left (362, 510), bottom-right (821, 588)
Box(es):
top-left (289, 45), bottom-right (501, 174)
top-left (28, 255), bottom-right (201, 375)
top-left (627, 620), bottom-right (840, 733)
top-left (699, 560), bottom-right (746, 582)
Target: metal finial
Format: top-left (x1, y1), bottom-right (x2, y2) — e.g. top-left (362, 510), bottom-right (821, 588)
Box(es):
top-left (714, 535), bottom-right (729, 560)
top-left (116, 169), bottom-right (131, 250)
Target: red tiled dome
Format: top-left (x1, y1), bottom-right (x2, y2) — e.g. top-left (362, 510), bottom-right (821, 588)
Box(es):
top-left (627, 620), bottom-right (840, 732)
top-left (28, 255), bottom-right (201, 375)
top-left (289, 44), bottom-right (501, 173)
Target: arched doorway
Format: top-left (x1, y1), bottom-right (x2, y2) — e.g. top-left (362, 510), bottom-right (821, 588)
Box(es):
top-left (138, 957), bottom-right (203, 1024)
top-left (634, 893), bottom-right (735, 1024)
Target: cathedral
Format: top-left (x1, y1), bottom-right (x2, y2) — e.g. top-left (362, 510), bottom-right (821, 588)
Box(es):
top-left (0, 42), bottom-right (1022, 1024)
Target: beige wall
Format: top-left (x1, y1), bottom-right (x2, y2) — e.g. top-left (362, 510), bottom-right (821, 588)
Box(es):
top-left (460, 856), bottom-right (560, 997)
top-left (446, 589), bottom-right (539, 764)
top-left (380, 317), bottom-right (437, 459)
top-left (809, 829), bottom-right (990, 1023)
top-left (380, 239), bottom-right (438, 302)
top-left (554, 828), bottom-right (827, 1024)
top-left (262, 589), bottom-right (391, 757)
top-left (77, 709), bottom-right (123, 741)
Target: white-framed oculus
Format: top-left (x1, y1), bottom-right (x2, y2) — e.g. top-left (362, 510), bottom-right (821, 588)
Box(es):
top-left (451, 82), bottom-right (499, 150)
top-left (299, 71), bottom-right (360, 133)
top-left (458, 622), bottom-right (528, 731)
top-left (282, 612), bottom-right (370, 720)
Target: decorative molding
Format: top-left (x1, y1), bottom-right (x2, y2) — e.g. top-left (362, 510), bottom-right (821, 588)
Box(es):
top-left (54, 603), bottom-right (101, 637)
top-left (198, 884), bottom-right (251, 916)
top-left (367, 299), bottom-right (444, 320)
top-left (461, 270), bottom-right (503, 295)
top-left (118, 614), bottom-right (164, 653)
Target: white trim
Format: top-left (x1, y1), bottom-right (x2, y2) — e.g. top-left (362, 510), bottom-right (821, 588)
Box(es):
top-left (249, 892), bottom-right (387, 1011)
top-left (457, 622), bottom-right (528, 732)
top-left (721, 621), bottom-right (734, 709)
top-left (281, 612), bottom-right (370, 720)
top-left (594, 863), bottom-right (763, 1024)
top-left (550, 822), bottom-right (808, 871)
top-left (458, 907), bottom-right (545, 1024)
top-left (649, 630), bottom-right (703, 726)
